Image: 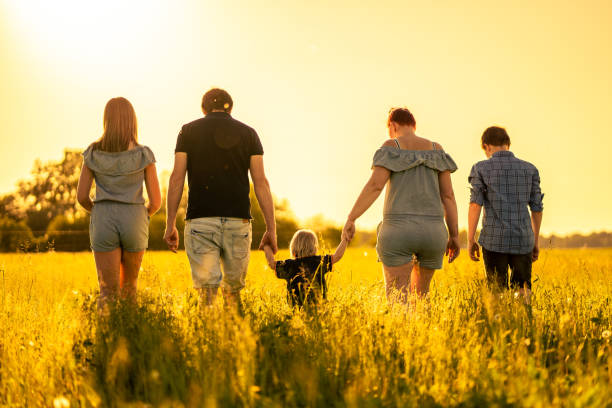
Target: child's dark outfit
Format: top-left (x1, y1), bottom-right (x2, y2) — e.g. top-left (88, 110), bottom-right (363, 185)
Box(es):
top-left (275, 255), bottom-right (333, 306)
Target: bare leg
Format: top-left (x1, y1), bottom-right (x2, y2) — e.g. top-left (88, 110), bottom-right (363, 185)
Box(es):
top-left (409, 264), bottom-right (436, 297)
top-left (197, 287), bottom-right (218, 307)
top-left (120, 250), bottom-right (144, 302)
top-left (382, 261), bottom-right (413, 303)
top-left (93, 249), bottom-right (122, 311)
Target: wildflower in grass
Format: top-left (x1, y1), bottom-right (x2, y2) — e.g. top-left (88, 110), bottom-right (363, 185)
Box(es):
top-left (602, 330), bottom-right (611, 339)
top-left (72, 290), bottom-right (79, 295)
top-left (53, 396), bottom-right (70, 408)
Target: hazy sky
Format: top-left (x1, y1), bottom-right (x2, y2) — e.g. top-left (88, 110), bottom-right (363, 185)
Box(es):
top-left (1, 0), bottom-right (611, 234)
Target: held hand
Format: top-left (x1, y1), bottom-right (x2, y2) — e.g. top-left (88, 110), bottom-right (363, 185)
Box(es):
top-left (164, 225), bottom-right (179, 253)
top-left (259, 230), bottom-right (278, 254)
top-left (532, 245), bottom-right (539, 262)
top-left (342, 219), bottom-right (356, 242)
top-left (446, 236), bottom-right (461, 263)
top-left (468, 240), bottom-right (480, 262)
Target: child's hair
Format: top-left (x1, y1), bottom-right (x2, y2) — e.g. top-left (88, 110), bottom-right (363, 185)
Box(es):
top-left (290, 229), bottom-right (319, 258)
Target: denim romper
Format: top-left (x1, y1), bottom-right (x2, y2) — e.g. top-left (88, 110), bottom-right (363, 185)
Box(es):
top-left (374, 140), bottom-right (457, 269)
top-left (83, 144), bottom-right (156, 252)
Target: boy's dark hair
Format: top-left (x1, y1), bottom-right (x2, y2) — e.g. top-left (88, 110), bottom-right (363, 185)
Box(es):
top-left (202, 88), bottom-right (233, 114)
top-left (387, 108), bottom-right (416, 128)
top-left (481, 126), bottom-right (511, 147)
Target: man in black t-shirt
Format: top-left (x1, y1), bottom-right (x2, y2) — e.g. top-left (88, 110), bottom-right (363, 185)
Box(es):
top-left (164, 88), bottom-right (277, 310)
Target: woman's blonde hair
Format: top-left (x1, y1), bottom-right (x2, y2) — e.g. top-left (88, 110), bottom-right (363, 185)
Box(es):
top-left (290, 229), bottom-right (319, 258)
top-left (95, 97), bottom-right (138, 152)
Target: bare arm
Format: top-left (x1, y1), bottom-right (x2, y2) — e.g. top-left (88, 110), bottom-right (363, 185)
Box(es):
top-left (76, 164), bottom-right (94, 212)
top-left (467, 202), bottom-right (482, 261)
top-left (250, 155), bottom-right (277, 253)
top-left (342, 166), bottom-right (390, 241)
top-left (531, 211), bottom-right (543, 261)
top-left (529, 168), bottom-right (544, 262)
top-left (144, 163), bottom-right (162, 216)
top-left (164, 152), bottom-right (187, 252)
top-left (468, 164), bottom-right (486, 262)
top-left (438, 170), bottom-right (460, 263)
top-left (331, 237), bottom-right (349, 264)
top-left (438, 170), bottom-right (459, 238)
top-left (263, 244), bottom-right (276, 270)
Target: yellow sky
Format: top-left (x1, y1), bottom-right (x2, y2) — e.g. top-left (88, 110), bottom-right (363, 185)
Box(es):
top-left (1, 0), bottom-right (611, 235)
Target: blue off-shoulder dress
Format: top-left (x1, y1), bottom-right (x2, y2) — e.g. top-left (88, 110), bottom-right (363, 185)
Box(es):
top-left (373, 142), bottom-right (457, 269)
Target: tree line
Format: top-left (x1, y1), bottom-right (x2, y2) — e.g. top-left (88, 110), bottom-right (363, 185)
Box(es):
top-left (0, 150), bottom-right (608, 252)
top-left (0, 149), bottom-right (376, 252)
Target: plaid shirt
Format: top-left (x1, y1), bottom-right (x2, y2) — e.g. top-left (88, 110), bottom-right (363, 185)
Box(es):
top-left (469, 151), bottom-right (543, 254)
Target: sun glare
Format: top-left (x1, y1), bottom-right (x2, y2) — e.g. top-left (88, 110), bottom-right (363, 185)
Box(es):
top-left (5, 0), bottom-right (164, 62)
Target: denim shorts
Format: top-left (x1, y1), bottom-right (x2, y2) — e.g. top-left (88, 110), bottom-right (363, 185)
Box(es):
top-left (184, 217), bottom-right (252, 292)
top-left (89, 201), bottom-right (150, 252)
top-left (376, 215), bottom-right (448, 269)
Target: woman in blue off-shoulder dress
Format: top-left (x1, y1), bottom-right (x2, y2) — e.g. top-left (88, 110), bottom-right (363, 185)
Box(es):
top-left (343, 108), bottom-right (460, 302)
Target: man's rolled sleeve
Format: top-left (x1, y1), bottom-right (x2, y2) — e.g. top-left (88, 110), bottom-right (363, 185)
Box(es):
top-left (468, 164), bottom-right (485, 206)
top-left (529, 169), bottom-right (544, 212)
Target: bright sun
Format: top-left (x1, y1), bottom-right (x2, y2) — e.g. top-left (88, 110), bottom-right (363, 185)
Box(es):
top-left (4, 0), bottom-right (163, 62)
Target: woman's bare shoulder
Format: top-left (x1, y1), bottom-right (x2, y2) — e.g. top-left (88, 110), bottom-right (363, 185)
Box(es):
top-left (381, 139), bottom-right (397, 148)
top-left (416, 135), bottom-right (444, 151)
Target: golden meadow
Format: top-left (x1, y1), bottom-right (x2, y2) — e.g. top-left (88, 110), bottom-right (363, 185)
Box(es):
top-left (1, 248), bottom-right (611, 407)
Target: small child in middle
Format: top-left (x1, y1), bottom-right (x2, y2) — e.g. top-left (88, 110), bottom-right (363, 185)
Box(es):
top-left (264, 229), bottom-right (348, 307)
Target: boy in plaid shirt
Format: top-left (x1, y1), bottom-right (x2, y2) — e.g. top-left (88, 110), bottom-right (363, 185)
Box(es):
top-left (468, 126), bottom-right (543, 303)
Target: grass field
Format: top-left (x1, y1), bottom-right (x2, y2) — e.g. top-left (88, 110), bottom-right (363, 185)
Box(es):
top-left (0, 248), bottom-right (611, 407)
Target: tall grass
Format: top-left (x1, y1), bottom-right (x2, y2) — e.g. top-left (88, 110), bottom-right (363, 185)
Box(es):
top-left (0, 249), bottom-right (610, 407)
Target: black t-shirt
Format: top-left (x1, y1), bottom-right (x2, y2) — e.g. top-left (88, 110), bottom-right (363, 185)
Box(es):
top-left (175, 112), bottom-right (263, 220)
top-left (275, 255), bottom-right (333, 307)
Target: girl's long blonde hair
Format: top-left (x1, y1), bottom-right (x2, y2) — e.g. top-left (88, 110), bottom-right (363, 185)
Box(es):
top-left (94, 97), bottom-right (138, 152)
top-left (290, 229), bottom-right (319, 258)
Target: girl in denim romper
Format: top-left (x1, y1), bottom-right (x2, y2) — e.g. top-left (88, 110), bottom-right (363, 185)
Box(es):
top-left (77, 97), bottom-right (161, 310)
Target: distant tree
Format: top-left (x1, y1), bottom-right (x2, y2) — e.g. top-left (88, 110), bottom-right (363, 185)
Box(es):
top-left (303, 214), bottom-right (343, 249)
top-left (14, 150), bottom-right (84, 235)
top-left (541, 232), bottom-right (612, 248)
top-left (46, 215), bottom-right (90, 251)
top-left (0, 194), bottom-right (22, 221)
top-left (0, 217), bottom-right (34, 252)
top-left (249, 185), bottom-right (299, 249)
